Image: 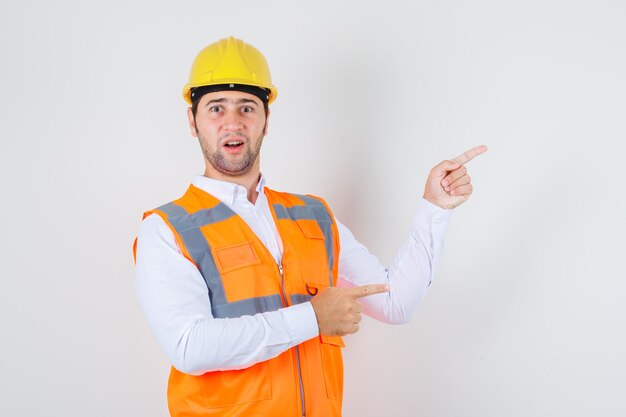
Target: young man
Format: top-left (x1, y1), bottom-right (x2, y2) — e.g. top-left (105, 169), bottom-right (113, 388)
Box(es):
top-left (134, 36), bottom-right (486, 417)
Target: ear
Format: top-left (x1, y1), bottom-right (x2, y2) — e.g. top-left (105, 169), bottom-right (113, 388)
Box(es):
top-left (187, 107), bottom-right (198, 137)
top-left (264, 108), bottom-right (270, 136)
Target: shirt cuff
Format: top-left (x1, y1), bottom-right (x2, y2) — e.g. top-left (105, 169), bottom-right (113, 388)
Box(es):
top-left (281, 302), bottom-right (319, 346)
top-left (413, 197), bottom-right (453, 237)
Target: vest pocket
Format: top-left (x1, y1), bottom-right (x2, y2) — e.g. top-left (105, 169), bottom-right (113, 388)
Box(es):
top-left (295, 218), bottom-right (326, 239)
top-left (214, 241), bottom-right (261, 273)
top-left (319, 335), bottom-right (344, 400)
top-left (295, 219), bottom-right (334, 288)
top-left (200, 361), bottom-right (272, 408)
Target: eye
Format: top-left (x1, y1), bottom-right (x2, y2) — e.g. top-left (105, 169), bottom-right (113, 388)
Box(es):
top-left (209, 105), bottom-right (222, 113)
top-left (241, 106), bottom-right (253, 113)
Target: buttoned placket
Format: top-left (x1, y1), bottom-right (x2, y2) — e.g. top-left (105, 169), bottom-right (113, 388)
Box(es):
top-left (255, 188), bottom-right (283, 264)
top-left (232, 183), bottom-right (284, 265)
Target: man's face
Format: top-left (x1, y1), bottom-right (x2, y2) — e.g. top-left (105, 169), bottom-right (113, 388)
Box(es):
top-left (188, 90), bottom-right (268, 179)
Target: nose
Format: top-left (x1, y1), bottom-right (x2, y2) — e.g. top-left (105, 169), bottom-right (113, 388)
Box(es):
top-left (223, 110), bottom-right (244, 131)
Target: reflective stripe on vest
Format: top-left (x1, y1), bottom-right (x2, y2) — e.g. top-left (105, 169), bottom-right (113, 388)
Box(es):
top-left (153, 190), bottom-right (336, 319)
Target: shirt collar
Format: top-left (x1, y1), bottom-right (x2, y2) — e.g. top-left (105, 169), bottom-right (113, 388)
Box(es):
top-left (191, 174), bottom-right (267, 205)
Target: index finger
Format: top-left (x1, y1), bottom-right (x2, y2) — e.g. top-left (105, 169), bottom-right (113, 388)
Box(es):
top-left (348, 284), bottom-right (390, 299)
top-left (451, 145), bottom-right (488, 165)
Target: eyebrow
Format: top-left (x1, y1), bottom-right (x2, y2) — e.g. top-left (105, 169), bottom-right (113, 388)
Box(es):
top-left (204, 98), bottom-right (259, 107)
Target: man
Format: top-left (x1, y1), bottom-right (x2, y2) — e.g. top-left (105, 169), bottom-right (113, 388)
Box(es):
top-left (134, 36), bottom-right (486, 417)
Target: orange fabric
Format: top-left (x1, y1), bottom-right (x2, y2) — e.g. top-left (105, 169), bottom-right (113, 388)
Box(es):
top-left (144, 185), bottom-right (343, 417)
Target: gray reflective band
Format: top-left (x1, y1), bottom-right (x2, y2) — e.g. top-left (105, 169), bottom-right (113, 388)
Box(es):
top-left (157, 201), bottom-right (236, 309)
top-left (157, 201), bottom-right (235, 229)
top-left (274, 194), bottom-right (333, 223)
top-left (272, 204), bottom-right (289, 220)
top-left (157, 202), bottom-right (189, 217)
top-left (212, 294), bottom-right (285, 318)
top-left (167, 202), bottom-right (235, 231)
top-left (179, 227), bottom-right (227, 308)
top-left (290, 293), bottom-right (313, 305)
top-left (274, 195), bottom-right (335, 287)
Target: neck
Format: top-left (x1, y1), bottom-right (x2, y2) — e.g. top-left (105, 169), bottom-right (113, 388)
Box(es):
top-left (203, 165), bottom-right (261, 204)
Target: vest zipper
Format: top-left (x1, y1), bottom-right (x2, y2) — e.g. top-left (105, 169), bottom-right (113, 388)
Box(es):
top-left (278, 264), bottom-right (287, 305)
top-left (278, 263), bottom-right (306, 417)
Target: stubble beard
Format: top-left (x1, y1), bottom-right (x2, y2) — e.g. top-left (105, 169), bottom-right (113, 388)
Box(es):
top-left (199, 131), bottom-right (265, 177)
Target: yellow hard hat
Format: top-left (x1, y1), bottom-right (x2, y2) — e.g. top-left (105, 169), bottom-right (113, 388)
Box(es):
top-left (182, 36), bottom-right (278, 105)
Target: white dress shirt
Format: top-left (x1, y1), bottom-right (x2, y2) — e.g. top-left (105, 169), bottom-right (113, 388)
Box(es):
top-left (135, 175), bottom-right (452, 375)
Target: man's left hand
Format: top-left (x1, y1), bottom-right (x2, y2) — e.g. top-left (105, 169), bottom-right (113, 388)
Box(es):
top-left (423, 145), bottom-right (488, 209)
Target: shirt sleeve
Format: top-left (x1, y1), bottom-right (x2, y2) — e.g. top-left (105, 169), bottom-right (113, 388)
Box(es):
top-left (336, 198), bottom-right (452, 324)
top-left (134, 214), bottom-right (319, 375)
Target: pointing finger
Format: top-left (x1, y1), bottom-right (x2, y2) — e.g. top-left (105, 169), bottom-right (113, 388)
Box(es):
top-left (348, 284), bottom-right (390, 299)
top-left (451, 145), bottom-right (488, 165)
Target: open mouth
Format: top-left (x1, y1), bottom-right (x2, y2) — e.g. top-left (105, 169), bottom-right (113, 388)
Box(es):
top-left (224, 140), bottom-right (244, 149)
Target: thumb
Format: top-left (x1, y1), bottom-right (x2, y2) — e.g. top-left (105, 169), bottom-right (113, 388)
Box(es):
top-left (432, 160), bottom-right (461, 177)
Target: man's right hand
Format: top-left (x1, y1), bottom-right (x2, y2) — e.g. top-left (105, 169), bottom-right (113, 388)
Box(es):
top-left (309, 284), bottom-right (390, 336)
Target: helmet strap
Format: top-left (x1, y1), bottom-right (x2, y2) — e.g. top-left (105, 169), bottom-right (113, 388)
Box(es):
top-left (190, 84), bottom-right (270, 105)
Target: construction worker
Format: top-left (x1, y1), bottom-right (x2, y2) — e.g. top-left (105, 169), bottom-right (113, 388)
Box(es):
top-left (134, 36), bottom-right (487, 417)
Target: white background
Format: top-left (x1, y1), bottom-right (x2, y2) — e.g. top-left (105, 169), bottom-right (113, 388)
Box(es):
top-left (1, 1), bottom-right (625, 416)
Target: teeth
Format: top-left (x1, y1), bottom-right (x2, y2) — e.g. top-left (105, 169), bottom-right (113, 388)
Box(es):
top-left (226, 141), bottom-right (243, 146)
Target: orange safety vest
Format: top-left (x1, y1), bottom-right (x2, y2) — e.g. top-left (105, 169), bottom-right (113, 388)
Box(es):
top-left (140, 184), bottom-right (344, 417)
